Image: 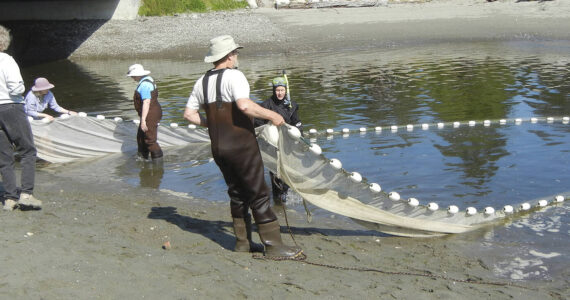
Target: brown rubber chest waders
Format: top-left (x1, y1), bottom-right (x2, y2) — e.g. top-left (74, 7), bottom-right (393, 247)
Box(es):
top-left (202, 69), bottom-right (276, 224)
top-left (133, 78), bottom-right (163, 159)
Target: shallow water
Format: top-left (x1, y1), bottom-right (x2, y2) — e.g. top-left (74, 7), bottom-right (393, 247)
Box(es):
top-left (21, 40), bottom-right (570, 282)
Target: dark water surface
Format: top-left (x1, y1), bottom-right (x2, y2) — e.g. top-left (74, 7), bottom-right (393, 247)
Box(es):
top-left (21, 40), bottom-right (569, 282)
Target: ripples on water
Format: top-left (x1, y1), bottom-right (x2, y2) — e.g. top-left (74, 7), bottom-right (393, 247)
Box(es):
top-left (22, 41), bottom-right (569, 282)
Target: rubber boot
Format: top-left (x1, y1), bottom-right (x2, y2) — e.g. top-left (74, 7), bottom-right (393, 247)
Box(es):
top-left (233, 216), bottom-right (263, 253)
top-left (258, 220), bottom-right (303, 258)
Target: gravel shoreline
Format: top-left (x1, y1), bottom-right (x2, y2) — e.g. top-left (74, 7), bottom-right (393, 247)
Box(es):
top-left (3, 0), bottom-right (569, 65)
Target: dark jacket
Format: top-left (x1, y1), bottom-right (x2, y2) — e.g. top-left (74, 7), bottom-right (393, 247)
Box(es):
top-left (254, 95), bottom-right (302, 133)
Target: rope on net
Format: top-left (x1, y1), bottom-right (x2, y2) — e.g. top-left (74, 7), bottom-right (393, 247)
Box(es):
top-left (256, 116), bottom-right (569, 237)
top-left (30, 113), bottom-right (568, 237)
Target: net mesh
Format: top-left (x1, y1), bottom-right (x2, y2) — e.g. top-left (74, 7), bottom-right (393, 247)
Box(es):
top-left (257, 124), bottom-right (566, 237)
top-left (30, 116), bottom-right (210, 163)
top-left (30, 117), bottom-right (566, 237)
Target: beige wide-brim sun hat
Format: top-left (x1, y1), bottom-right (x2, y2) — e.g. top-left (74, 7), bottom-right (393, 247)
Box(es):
top-left (126, 64), bottom-right (151, 77)
top-left (204, 35), bottom-right (243, 63)
top-left (31, 77), bottom-right (55, 92)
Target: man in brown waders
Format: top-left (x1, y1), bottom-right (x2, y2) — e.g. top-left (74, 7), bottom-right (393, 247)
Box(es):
top-left (183, 35), bottom-right (302, 258)
top-left (127, 64), bottom-right (163, 162)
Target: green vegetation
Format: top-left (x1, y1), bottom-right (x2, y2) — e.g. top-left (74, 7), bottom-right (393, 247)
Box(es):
top-left (139, 0), bottom-right (249, 16)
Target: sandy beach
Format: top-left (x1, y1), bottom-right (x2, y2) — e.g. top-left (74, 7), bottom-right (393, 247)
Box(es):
top-left (2, 0), bottom-right (570, 299)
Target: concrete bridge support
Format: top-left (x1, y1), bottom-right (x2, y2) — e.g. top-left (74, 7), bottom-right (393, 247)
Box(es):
top-left (0, 0), bottom-right (141, 20)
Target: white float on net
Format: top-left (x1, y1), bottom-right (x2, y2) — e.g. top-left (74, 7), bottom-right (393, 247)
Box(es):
top-left (500, 119), bottom-right (506, 125)
top-left (369, 183), bottom-right (381, 193)
top-left (531, 117), bottom-right (538, 123)
top-left (359, 127), bottom-right (367, 132)
top-left (554, 195), bottom-right (565, 203)
top-left (468, 120), bottom-right (476, 127)
top-left (170, 123), bottom-right (179, 128)
top-left (60, 113), bottom-right (70, 119)
top-left (427, 202), bottom-right (439, 211)
top-left (309, 144), bottom-right (322, 155)
top-left (390, 125), bottom-right (398, 131)
top-left (408, 197), bottom-right (419, 207)
top-left (326, 128), bottom-right (334, 134)
top-left (342, 128), bottom-right (350, 133)
top-left (484, 207), bottom-right (495, 215)
top-left (288, 126), bottom-right (301, 139)
top-left (547, 117), bottom-right (554, 123)
top-left (78, 112), bottom-right (87, 117)
top-left (265, 125), bottom-right (279, 145)
top-left (484, 120), bottom-right (491, 126)
top-left (309, 128), bottom-right (317, 134)
top-left (114, 117), bottom-right (123, 122)
top-left (375, 126), bottom-right (382, 132)
top-left (350, 172), bottom-right (362, 183)
top-left (188, 124), bottom-right (197, 129)
top-left (406, 124), bottom-right (414, 131)
top-left (503, 205), bottom-right (514, 214)
top-left (437, 123), bottom-right (444, 129)
top-left (421, 123), bottom-right (429, 130)
top-left (466, 207), bottom-right (477, 215)
top-left (537, 200), bottom-right (548, 207)
top-left (389, 192), bottom-right (400, 201)
top-left (447, 205), bottom-right (459, 214)
top-left (133, 119), bottom-right (140, 125)
top-left (96, 115), bottom-right (105, 120)
top-left (329, 158), bottom-right (342, 170)
top-left (520, 203), bottom-right (531, 210)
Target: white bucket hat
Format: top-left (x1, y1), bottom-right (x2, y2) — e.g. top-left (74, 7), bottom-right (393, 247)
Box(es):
top-left (204, 35), bottom-right (243, 63)
top-left (126, 64), bottom-right (151, 77)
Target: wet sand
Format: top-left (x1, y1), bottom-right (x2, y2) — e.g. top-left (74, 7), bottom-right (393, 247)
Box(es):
top-left (4, 164), bottom-right (566, 299)
top-left (2, 0), bottom-right (570, 299)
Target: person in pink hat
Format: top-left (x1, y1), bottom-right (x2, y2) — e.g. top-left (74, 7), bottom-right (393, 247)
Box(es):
top-left (24, 77), bottom-right (76, 121)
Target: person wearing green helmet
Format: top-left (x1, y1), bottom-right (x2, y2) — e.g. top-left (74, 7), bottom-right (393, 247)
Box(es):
top-left (254, 76), bottom-right (303, 204)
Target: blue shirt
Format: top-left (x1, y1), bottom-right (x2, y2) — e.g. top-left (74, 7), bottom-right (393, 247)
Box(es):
top-left (137, 76), bottom-right (155, 101)
top-left (24, 90), bottom-right (65, 118)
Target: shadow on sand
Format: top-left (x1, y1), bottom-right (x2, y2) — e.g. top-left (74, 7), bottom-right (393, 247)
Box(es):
top-left (147, 206), bottom-right (391, 251)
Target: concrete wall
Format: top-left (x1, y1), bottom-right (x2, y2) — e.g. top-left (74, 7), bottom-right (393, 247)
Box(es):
top-left (0, 0), bottom-right (141, 20)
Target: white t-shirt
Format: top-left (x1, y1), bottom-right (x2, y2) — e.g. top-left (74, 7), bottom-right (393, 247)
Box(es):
top-left (186, 69), bottom-right (250, 110)
top-left (0, 52), bottom-right (25, 104)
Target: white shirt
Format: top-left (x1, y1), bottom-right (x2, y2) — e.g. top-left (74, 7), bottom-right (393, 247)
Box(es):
top-left (0, 52), bottom-right (25, 104)
top-left (186, 69), bottom-right (249, 110)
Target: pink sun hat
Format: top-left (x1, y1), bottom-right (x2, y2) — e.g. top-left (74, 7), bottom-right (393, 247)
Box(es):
top-left (31, 77), bottom-right (55, 92)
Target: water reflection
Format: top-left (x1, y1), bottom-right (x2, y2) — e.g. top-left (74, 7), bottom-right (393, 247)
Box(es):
top-left (25, 41), bottom-right (570, 281)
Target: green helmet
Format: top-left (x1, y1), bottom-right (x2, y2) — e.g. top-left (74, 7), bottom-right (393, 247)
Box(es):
top-left (272, 77), bottom-right (287, 87)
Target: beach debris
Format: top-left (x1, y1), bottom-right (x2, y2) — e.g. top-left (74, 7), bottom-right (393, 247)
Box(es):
top-left (162, 241), bottom-right (171, 250)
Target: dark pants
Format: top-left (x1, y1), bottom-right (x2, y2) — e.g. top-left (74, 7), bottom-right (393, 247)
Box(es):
top-left (0, 103), bottom-right (37, 200)
top-left (270, 171), bottom-right (289, 202)
top-left (137, 122), bottom-right (163, 159)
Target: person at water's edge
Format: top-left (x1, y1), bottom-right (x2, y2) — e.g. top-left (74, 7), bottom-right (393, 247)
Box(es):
top-left (127, 64), bottom-right (163, 161)
top-left (0, 25), bottom-right (42, 211)
top-left (254, 76), bottom-right (303, 204)
top-left (184, 35), bottom-right (303, 258)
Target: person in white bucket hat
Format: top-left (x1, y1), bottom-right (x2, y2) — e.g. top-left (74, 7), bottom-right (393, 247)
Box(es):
top-left (184, 35), bottom-right (303, 259)
top-left (24, 77), bottom-right (77, 121)
top-left (0, 25), bottom-right (42, 211)
top-left (127, 63), bottom-right (163, 162)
